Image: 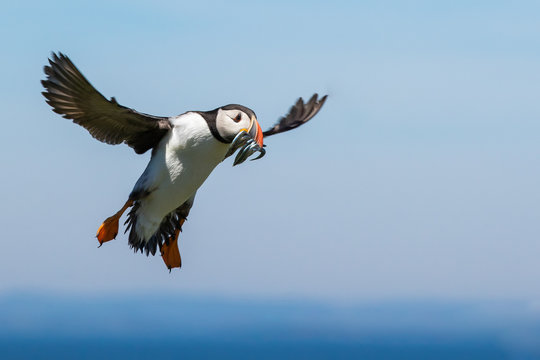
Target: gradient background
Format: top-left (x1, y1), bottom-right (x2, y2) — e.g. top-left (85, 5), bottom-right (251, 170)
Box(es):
top-left (1, 0), bottom-right (540, 358)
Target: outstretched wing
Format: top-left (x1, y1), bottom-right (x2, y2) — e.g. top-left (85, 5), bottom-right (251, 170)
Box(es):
top-left (41, 52), bottom-right (172, 154)
top-left (263, 94), bottom-right (327, 137)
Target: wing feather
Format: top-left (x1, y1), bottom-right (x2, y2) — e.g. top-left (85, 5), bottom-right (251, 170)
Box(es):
top-left (41, 52), bottom-right (171, 154)
top-left (263, 94), bottom-right (327, 137)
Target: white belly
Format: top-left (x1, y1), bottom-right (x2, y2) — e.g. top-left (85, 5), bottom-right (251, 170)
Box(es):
top-left (131, 112), bottom-right (229, 240)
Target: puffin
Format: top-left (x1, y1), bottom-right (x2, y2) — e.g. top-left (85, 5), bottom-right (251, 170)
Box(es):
top-left (41, 52), bottom-right (327, 271)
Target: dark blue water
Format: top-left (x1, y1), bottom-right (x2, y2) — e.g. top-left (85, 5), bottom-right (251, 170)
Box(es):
top-left (0, 293), bottom-right (539, 359)
top-left (0, 338), bottom-right (510, 360)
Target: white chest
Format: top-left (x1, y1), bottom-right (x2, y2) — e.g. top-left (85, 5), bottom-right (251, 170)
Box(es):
top-left (135, 112), bottom-right (229, 223)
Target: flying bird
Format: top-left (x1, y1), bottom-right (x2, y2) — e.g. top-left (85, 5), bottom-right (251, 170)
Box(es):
top-left (41, 52), bottom-right (327, 271)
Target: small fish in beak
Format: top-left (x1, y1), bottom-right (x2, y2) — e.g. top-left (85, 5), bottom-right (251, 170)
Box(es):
top-left (224, 117), bottom-right (265, 166)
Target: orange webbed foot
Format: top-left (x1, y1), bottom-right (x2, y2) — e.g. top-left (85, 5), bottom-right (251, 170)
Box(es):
top-left (96, 200), bottom-right (133, 246)
top-left (96, 215), bottom-right (120, 246)
top-left (161, 229), bottom-right (181, 272)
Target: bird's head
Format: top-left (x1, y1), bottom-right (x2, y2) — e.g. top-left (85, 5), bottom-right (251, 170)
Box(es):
top-left (216, 105), bottom-right (265, 165)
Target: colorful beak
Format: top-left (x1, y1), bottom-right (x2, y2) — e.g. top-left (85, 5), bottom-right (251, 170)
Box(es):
top-left (248, 117), bottom-right (264, 148)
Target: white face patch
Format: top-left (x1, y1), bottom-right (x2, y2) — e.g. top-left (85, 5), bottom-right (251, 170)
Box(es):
top-left (215, 109), bottom-right (252, 142)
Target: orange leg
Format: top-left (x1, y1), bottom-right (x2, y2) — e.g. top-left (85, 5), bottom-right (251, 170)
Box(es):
top-left (96, 200), bottom-right (133, 246)
top-left (161, 219), bottom-right (185, 271)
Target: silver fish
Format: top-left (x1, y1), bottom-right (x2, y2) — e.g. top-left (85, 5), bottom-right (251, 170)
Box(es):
top-left (224, 131), bottom-right (266, 166)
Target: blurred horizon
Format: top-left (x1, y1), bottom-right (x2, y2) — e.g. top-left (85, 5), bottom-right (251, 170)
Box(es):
top-left (1, 292), bottom-right (540, 359)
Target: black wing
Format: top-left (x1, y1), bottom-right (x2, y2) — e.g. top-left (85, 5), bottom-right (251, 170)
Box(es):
top-left (41, 52), bottom-right (172, 154)
top-left (263, 94), bottom-right (327, 137)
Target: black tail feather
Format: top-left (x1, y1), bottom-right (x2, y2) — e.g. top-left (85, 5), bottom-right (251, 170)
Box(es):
top-left (124, 198), bottom-right (194, 256)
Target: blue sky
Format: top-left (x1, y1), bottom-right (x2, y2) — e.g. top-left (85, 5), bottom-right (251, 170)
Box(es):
top-left (1, 0), bottom-right (540, 303)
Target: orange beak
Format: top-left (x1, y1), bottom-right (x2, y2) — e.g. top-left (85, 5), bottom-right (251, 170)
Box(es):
top-left (248, 117), bottom-right (264, 148)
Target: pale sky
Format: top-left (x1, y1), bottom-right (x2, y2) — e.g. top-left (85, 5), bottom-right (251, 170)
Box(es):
top-left (1, 0), bottom-right (540, 302)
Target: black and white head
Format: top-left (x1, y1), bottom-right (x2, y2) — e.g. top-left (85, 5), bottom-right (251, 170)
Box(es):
top-left (203, 104), bottom-right (265, 165)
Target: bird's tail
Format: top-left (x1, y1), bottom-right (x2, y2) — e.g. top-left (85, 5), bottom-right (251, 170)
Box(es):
top-left (124, 200), bottom-right (193, 258)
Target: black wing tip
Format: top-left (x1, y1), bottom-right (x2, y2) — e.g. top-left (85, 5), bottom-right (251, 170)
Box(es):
top-left (307, 93), bottom-right (328, 104)
top-left (45, 51), bottom-right (74, 77)
top-left (296, 93), bottom-right (328, 110)
top-left (263, 93), bottom-right (328, 137)
top-left (42, 52), bottom-right (66, 83)
top-left (49, 51), bottom-right (66, 61)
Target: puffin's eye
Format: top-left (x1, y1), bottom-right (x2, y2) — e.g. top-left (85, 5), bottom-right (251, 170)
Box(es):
top-left (234, 114), bottom-right (242, 122)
